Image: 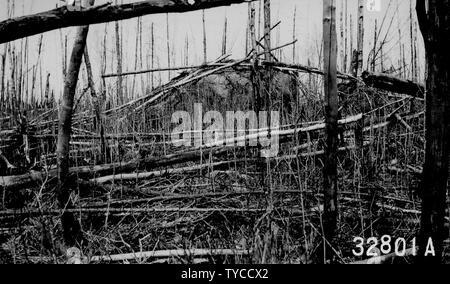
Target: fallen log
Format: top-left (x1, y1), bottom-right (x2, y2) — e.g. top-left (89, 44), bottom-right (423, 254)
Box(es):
top-left (32, 133), bottom-right (169, 140)
top-left (28, 248), bottom-right (251, 263)
top-left (102, 63), bottom-right (225, 78)
top-left (387, 166), bottom-right (423, 177)
top-left (0, 145), bottom-right (238, 189)
top-left (0, 171), bottom-right (46, 190)
top-left (0, 129), bottom-right (15, 136)
top-left (1, 114), bottom-right (364, 189)
top-left (189, 113), bottom-right (363, 151)
top-left (0, 146), bottom-right (226, 189)
top-left (361, 71), bottom-right (425, 98)
top-left (90, 249), bottom-right (251, 263)
top-left (104, 55), bottom-right (231, 115)
top-left (0, 0), bottom-right (255, 44)
top-left (91, 160), bottom-right (236, 184)
top-left (261, 61), bottom-right (356, 81)
top-left (90, 113), bottom-right (362, 177)
top-left (93, 141), bottom-right (371, 185)
top-left (0, 207), bottom-right (270, 218)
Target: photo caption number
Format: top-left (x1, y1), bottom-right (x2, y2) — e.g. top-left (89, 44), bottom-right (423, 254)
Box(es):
top-left (367, 237), bottom-right (379, 257)
top-left (380, 235), bottom-right (392, 255)
top-left (395, 237), bottom-right (407, 257)
top-left (352, 237), bottom-right (365, 257)
top-left (352, 236), bottom-right (423, 257)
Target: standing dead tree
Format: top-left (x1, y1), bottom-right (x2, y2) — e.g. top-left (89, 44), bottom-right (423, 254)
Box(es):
top-left (263, 0), bottom-right (271, 63)
top-left (57, 0), bottom-right (95, 246)
top-left (354, 0), bottom-right (365, 76)
top-left (261, 0), bottom-right (272, 186)
top-left (416, 0), bottom-right (450, 264)
top-left (322, 0), bottom-right (338, 263)
top-left (166, 13), bottom-right (172, 78)
top-left (248, 3), bottom-right (261, 119)
top-left (262, 0), bottom-right (272, 116)
top-left (222, 15), bottom-right (228, 56)
top-left (202, 10), bottom-right (207, 63)
top-left (0, 46), bottom-right (5, 112)
top-left (114, 0), bottom-right (124, 106)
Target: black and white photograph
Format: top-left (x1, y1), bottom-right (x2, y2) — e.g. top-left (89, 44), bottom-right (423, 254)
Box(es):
top-left (0, 0), bottom-right (449, 268)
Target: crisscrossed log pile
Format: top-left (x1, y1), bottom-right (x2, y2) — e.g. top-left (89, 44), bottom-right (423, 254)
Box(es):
top-left (0, 57), bottom-right (428, 263)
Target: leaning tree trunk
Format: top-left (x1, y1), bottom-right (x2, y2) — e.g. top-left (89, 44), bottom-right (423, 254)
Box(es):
top-left (84, 46), bottom-right (106, 163)
top-left (0, 0), bottom-right (253, 44)
top-left (416, 0), bottom-right (450, 264)
top-left (57, 0), bottom-right (95, 246)
top-left (322, 0), bottom-right (339, 264)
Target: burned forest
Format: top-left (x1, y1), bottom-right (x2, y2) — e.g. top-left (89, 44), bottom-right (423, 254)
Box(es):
top-left (0, 0), bottom-right (449, 266)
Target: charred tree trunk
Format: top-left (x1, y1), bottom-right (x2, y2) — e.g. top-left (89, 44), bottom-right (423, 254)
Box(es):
top-left (166, 13), bottom-right (172, 77)
top-left (56, 0), bottom-right (94, 247)
top-left (202, 10), bottom-right (207, 63)
top-left (249, 2), bottom-right (263, 184)
top-left (151, 22), bottom-right (155, 90)
top-left (263, 0), bottom-right (271, 63)
top-left (248, 2), bottom-right (262, 117)
top-left (355, 0), bottom-right (364, 76)
top-left (114, 1), bottom-right (124, 106)
top-left (249, 2), bottom-right (258, 105)
top-left (261, 0), bottom-right (271, 182)
top-left (262, 0), bottom-right (272, 112)
top-left (322, 0), bottom-right (339, 263)
top-left (44, 73), bottom-right (51, 109)
top-left (416, 0), bottom-right (450, 264)
top-left (222, 16), bottom-right (228, 56)
top-left (0, 47), bottom-right (6, 112)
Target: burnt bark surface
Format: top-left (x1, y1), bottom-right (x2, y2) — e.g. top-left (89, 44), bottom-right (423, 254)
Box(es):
top-left (322, 0), bottom-right (339, 263)
top-left (362, 71), bottom-right (425, 98)
top-left (416, 0), bottom-right (450, 264)
top-left (57, 0), bottom-right (95, 246)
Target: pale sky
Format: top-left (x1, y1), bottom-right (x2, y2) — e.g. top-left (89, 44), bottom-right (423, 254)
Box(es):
top-left (0, 0), bottom-right (424, 101)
